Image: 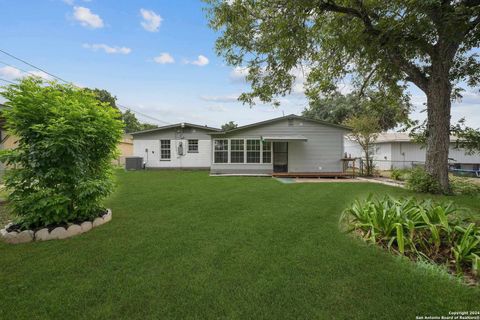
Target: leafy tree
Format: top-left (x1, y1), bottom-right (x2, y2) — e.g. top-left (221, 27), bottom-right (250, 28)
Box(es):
top-left (206, 0), bottom-right (480, 193)
top-left (121, 110), bottom-right (158, 133)
top-left (84, 88), bottom-right (118, 110)
top-left (303, 90), bottom-right (411, 131)
top-left (221, 121), bottom-right (238, 131)
top-left (344, 115), bottom-right (381, 176)
top-left (0, 78), bottom-right (124, 229)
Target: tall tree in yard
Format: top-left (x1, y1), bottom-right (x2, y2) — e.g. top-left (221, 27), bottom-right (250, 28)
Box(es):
top-left (206, 0), bottom-right (480, 193)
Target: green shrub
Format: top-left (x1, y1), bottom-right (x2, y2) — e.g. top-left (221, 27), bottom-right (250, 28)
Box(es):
top-left (0, 78), bottom-right (124, 229)
top-left (340, 195), bottom-right (480, 281)
top-left (406, 166), bottom-right (441, 194)
top-left (450, 177), bottom-right (480, 196)
top-left (390, 168), bottom-right (410, 181)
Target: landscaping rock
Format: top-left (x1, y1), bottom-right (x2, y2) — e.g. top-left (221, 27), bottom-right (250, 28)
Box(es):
top-left (50, 227), bottom-right (68, 240)
top-left (0, 228), bottom-right (7, 237)
top-left (16, 230), bottom-right (34, 243)
top-left (93, 217), bottom-right (105, 228)
top-left (35, 228), bottom-right (51, 241)
top-left (66, 224), bottom-right (82, 238)
top-left (3, 231), bottom-right (18, 244)
top-left (80, 221), bottom-right (92, 233)
top-left (102, 210), bottom-right (112, 222)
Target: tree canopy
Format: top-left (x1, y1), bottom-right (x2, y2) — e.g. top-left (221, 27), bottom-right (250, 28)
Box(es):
top-left (121, 109), bottom-right (158, 133)
top-left (221, 121), bottom-right (238, 131)
top-left (302, 90), bottom-right (411, 131)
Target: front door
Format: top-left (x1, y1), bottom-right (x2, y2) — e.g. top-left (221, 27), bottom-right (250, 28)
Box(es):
top-left (273, 142), bottom-right (288, 173)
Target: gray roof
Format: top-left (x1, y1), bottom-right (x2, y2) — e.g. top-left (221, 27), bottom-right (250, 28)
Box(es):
top-left (209, 114), bottom-right (351, 135)
top-left (130, 122), bottom-right (221, 135)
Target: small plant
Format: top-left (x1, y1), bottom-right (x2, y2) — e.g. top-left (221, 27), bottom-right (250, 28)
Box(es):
top-left (340, 195), bottom-right (480, 283)
top-left (406, 166), bottom-right (441, 194)
top-left (0, 78), bottom-right (124, 230)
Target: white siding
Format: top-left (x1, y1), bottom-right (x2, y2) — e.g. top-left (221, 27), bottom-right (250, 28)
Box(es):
top-left (132, 125), bottom-right (215, 169)
top-left (133, 139), bottom-right (212, 168)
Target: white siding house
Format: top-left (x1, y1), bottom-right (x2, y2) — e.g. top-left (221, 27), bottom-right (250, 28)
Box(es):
top-left (344, 133), bottom-right (480, 171)
top-left (131, 123), bottom-right (220, 169)
top-left (130, 115), bottom-right (351, 175)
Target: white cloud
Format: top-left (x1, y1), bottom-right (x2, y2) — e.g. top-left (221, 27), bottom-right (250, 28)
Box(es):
top-left (0, 66), bottom-right (52, 80)
top-left (188, 55), bottom-right (209, 67)
top-left (0, 66), bottom-right (23, 79)
top-left (83, 43), bottom-right (132, 54)
top-left (230, 66), bottom-right (249, 82)
top-left (73, 6), bottom-right (104, 29)
top-left (63, 0), bottom-right (75, 5)
top-left (140, 9), bottom-right (162, 32)
top-left (207, 105), bottom-right (228, 112)
top-left (153, 53), bottom-right (175, 64)
top-left (200, 94), bottom-right (239, 103)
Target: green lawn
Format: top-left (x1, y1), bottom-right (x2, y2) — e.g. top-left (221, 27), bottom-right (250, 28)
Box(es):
top-left (1, 170), bottom-right (479, 319)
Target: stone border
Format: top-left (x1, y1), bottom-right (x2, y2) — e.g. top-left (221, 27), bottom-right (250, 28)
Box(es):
top-left (0, 209), bottom-right (112, 244)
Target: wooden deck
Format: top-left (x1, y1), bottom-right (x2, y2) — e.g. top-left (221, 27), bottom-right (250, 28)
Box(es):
top-left (272, 172), bottom-right (354, 178)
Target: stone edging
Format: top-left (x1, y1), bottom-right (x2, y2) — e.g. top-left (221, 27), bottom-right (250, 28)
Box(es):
top-left (0, 209), bottom-right (112, 244)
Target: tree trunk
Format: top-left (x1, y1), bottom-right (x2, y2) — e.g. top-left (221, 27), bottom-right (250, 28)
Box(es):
top-left (425, 73), bottom-right (452, 194)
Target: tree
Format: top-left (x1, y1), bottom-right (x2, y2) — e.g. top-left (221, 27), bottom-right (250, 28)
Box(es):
top-left (83, 88), bottom-right (118, 110)
top-left (344, 115), bottom-right (381, 176)
top-left (206, 0), bottom-right (480, 193)
top-left (221, 121), bottom-right (238, 131)
top-left (0, 78), bottom-right (124, 229)
top-left (121, 109), bottom-right (158, 133)
top-left (303, 90), bottom-right (411, 131)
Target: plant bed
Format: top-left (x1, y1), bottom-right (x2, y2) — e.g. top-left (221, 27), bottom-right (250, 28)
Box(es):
top-left (340, 196), bottom-right (480, 285)
top-left (0, 209), bottom-right (112, 244)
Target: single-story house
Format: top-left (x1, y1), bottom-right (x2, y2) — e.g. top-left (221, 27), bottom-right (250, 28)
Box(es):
top-left (131, 114), bottom-right (351, 175)
top-left (344, 132), bottom-right (480, 171)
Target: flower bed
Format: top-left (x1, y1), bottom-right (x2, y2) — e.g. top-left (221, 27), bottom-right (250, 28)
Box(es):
top-left (0, 209), bottom-right (112, 244)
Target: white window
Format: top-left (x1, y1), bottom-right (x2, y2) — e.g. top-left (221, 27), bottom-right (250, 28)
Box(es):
top-left (188, 140), bottom-right (198, 153)
top-left (160, 140), bottom-right (171, 160)
top-left (247, 139), bottom-right (260, 163)
top-left (230, 139), bottom-right (244, 163)
top-left (262, 141), bottom-right (272, 163)
top-left (214, 139), bottom-right (228, 163)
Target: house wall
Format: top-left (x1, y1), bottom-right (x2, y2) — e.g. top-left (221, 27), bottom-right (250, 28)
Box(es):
top-left (132, 126), bottom-right (213, 169)
top-left (210, 118), bottom-right (347, 174)
top-left (114, 135), bottom-right (133, 166)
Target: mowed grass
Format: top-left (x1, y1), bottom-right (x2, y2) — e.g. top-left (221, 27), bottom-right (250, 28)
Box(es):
top-left (0, 170), bottom-right (479, 319)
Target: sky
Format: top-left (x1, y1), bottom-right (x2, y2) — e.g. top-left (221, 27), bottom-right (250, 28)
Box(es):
top-left (0, 0), bottom-right (479, 129)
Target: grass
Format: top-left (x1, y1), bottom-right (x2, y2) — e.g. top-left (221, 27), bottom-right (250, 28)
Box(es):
top-left (0, 170), bottom-right (479, 319)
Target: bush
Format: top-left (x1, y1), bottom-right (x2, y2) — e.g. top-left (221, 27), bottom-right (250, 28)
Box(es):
top-left (340, 195), bottom-right (480, 282)
top-left (406, 167), bottom-right (441, 194)
top-left (390, 168), bottom-right (410, 181)
top-left (0, 78), bottom-right (124, 229)
top-left (450, 177), bottom-right (480, 196)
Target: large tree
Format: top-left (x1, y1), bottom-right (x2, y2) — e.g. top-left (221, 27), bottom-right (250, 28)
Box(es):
top-left (303, 90), bottom-right (411, 131)
top-left (206, 0), bottom-right (480, 193)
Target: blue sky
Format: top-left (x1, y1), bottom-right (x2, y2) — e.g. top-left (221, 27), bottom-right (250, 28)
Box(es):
top-left (0, 0), bottom-right (478, 128)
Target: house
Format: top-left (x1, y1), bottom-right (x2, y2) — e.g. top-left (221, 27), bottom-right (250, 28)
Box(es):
top-left (131, 114), bottom-right (350, 175)
top-left (130, 123), bottom-right (221, 169)
top-left (115, 134), bottom-right (133, 166)
top-left (344, 132), bottom-right (480, 171)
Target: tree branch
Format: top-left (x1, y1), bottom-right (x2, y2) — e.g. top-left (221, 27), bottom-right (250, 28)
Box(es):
top-left (317, 0), bottom-right (430, 91)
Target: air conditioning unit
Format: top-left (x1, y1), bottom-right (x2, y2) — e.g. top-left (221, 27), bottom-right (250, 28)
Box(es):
top-left (125, 156), bottom-right (144, 170)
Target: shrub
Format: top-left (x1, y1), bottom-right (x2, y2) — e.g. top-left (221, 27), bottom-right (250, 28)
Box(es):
top-left (0, 78), bottom-right (124, 229)
top-left (450, 177), bottom-right (480, 196)
top-left (340, 195), bottom-right (480, 282)
top-left (406, 166), bottom-right (441, 194)
top-left (390, 168), bottom-right (410, 181)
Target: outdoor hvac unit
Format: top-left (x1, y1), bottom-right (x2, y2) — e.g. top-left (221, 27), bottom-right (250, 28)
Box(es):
top-left (125, 156), bottom-right (144, 170)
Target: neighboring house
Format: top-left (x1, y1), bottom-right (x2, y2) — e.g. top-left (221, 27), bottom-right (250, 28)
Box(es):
top-left (115, 134), bottom-right (133, 166)
top-left (344, 132), bottom-right (480, 171)
top-left (130, 114), bottom-right (350, 175)
top-left (131, 123), bottom-right (221, 169)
